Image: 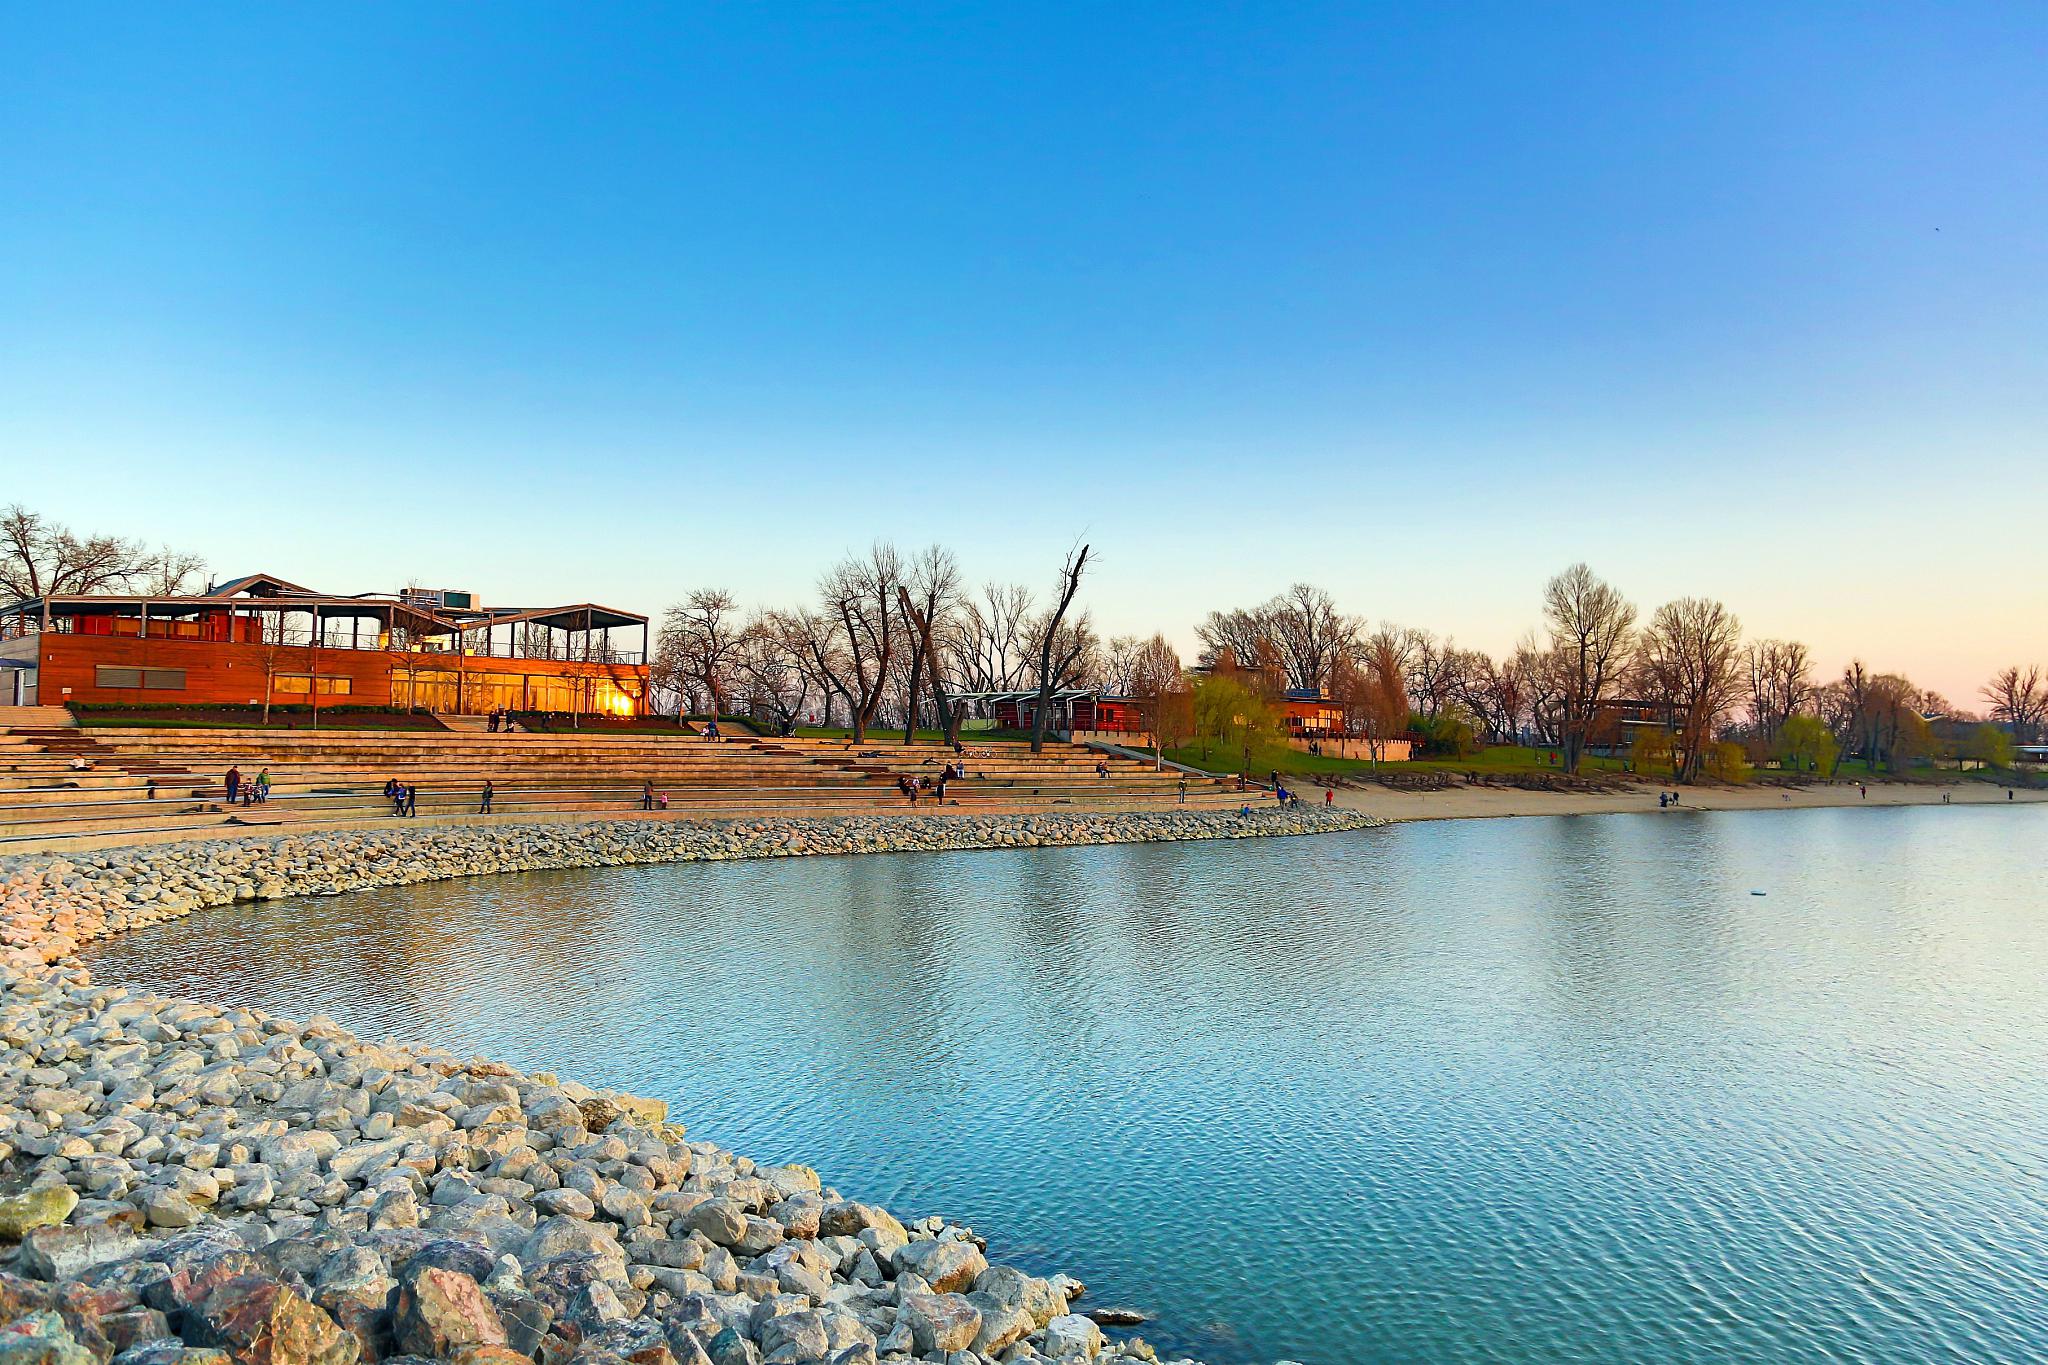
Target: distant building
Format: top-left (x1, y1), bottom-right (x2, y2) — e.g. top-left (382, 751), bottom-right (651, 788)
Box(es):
top-left (0, 572), bottom-right (649, 716)
top-left (1587, 698), bottom-right (1679, 756)
top-left (1279, 687), bottom-right (1344, 739)
top-left (966, 689), bottom-right (1140, 734)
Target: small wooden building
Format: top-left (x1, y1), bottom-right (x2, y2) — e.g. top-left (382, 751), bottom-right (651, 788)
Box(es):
top-left (966, 689), bottom-right (1142, 734)
top-left (0, 573), bottom-right (650, 716)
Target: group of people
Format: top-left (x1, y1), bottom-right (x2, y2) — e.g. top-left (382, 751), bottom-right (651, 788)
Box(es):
top-left (640, 782), bottom-right (669, 811)
top-left (485, 709), bottom-right (521, 733)
top-left (898, 765), bottom-right (956, 804)
top-left (223, 766), bottom-right (270, 807)
top-left (384, 777), bottom-right (421, 817)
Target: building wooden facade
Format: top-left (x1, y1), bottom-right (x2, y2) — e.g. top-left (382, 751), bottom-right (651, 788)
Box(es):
top-left (0, 573), bottom-right (650, 716)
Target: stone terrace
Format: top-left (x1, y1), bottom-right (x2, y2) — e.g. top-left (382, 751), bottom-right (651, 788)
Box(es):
top-left (0, 726), bottom-right (1242, 851)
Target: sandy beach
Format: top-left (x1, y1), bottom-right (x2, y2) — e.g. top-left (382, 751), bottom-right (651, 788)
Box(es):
top-left (1295, 776), bottom-right (2046, 822)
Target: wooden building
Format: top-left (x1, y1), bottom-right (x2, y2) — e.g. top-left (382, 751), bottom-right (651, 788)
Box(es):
top-left (967, 689), bottom-right (1141, 734)
top-left (0, 573), bottom-right (649, 716)
top-left (1279, 688), bottom-right (1344, 739)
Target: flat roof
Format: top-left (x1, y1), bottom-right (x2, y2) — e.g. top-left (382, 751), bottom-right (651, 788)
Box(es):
top-left (3, 592), bottom-right (646, 634)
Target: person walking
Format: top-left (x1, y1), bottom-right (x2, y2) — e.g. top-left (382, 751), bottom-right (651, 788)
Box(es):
top-left (1859, 783), bottom-right (1867, 799)
top-left (225, 766), bottom-right (241, 804)
top-left (641, 781), bottom-right (655, 811)
top-left (405, 784), bottom-right (420, 817)
top-left (479, 780), bottom-right (494, 815)
top-left (1178, 775), bottom-right (1188, 804)
top-left (1324, 787), bottom-right (1333, 805)
top-left (255, 769), bottom-right (271, 803)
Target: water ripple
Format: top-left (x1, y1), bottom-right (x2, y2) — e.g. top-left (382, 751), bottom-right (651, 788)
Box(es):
top-left (81, 807), bottom-right (2048, 1365)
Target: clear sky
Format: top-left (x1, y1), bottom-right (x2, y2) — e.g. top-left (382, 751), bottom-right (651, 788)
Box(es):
top-left (2, 3), bottom-right (2042, 705)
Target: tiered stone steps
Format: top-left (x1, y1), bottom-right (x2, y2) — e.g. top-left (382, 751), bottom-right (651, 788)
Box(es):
top-left (0, 724), bottom-right (1241, 847)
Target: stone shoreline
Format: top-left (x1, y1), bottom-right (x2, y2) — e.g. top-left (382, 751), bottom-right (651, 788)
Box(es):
top-left (1, 809), bottom-right (1376, 1365)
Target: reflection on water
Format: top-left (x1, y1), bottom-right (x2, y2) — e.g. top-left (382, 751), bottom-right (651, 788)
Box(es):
top-left (83, 808), bottom-right (2048, 1364)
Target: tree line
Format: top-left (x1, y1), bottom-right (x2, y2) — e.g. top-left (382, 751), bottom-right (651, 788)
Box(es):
top-left (1189, 564), bottom-right (2042, 781)
top-left (5, 504), bottom-right (2037, 778)
top-left (652, 541), bottom-right (1145, 753)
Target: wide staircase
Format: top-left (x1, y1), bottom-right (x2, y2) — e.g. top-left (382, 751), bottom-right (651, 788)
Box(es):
top-left (0, 721), bottom-right (1241, 847)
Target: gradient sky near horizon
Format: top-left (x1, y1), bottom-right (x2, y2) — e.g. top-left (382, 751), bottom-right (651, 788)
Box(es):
top-left (3, 3), bottom-right (2043, 705)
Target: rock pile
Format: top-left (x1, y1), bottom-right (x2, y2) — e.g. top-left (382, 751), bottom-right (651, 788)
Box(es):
top-left (0, 961), bottom-right (1162, 1363)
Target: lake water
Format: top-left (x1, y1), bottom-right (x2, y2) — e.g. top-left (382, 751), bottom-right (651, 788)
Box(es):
top-left (80, 808), bottom-right (2048, 1364)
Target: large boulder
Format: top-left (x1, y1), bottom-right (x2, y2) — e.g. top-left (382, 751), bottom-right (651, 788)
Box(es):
top-left (521, 1219), bottom-right (624, 1272)
top-left (0, 1187), bottom-right (78, 1241)
top-left (392, 1268), bottom-right (505, 1358)
top-left (1042, 1313), bottom-right (1105, 1359)
top-left (0, 1313), bottom-right (97, 1365)
top-left (903, 1240), bottom-right (985, 1295)
top-left (21, 1223), bottom-right (143, 1281)
top-left (972, 1264), bottom-right (1069, 1333)
top-left (896, 1293), bottom-right (979, 1355)
top-left (815, 1205), bottom-right (903, 1245)
top-left (185, 1276), bottom-right (360, 1365)
top-left (679, 1204), bottom-right (744, 1250)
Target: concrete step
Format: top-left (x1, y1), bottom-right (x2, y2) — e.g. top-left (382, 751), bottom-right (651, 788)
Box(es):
top-left (0, 706), bottom-right (75, 730)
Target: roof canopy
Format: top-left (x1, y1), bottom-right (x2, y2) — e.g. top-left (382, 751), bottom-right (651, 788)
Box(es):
top-left (443, 603), bottom-right (646, 631)
top-left (3, 573), bottom-right (645, 635)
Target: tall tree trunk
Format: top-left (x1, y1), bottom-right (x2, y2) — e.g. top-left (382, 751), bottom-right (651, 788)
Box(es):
top-left (1029, 545), bottom-right (1090, 754)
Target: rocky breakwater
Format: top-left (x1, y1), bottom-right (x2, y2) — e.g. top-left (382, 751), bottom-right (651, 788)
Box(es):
top-left (0, 961), bottom-right (1165, 1365)
top-left (0, 809), bottom-right (1379, 968)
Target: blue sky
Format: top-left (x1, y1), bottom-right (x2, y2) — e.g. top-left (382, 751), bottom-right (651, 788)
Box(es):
top-left (2, 3), bottom-right (2042, 701)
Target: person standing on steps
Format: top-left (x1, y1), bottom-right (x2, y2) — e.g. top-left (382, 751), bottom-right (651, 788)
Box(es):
top-left (1178, 775), bottom-right (1188, 804)
top-left (641, 781), bottom-right (655, 811)
top-left (479, 780), bottom-right (494, 815)
top-left (225, 766), bottom-right (241, 804)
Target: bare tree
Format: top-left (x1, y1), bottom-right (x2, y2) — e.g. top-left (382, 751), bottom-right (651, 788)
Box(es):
top-left (1267, 584), bottom-right (1356, 693)
top-left (1743, 639), bottom-right (1814, 746)
top-left (1982, 665), bottom-right (2046, 744)
top-left (1345, 629), bottom-right (1412, 767)
top-left (778, 607), bottom-right (856, 731)
top-left (1028, 543), bottom-right (1091, 753)
top-left (1194, 606), bottom-right (1274, 674)
top-left (1, 504), bottom-right (206, 603)
top-left (731, 613), bottom-right (811, 732)
top-left (949, 582), bottom-right (1033, 697)
top-left (1097, 635), bottom-right (1146, 696)
top-left (656, 589), bottom-right (746, 719)
top-left (1544, 563), bottom-right (1637, 774)
top-left (1636, 597), bottom-right (1745, 782)
top-left (895, 546), bottom-right (961, 742)
top-left (820, 543), bottom-right (901, 743)
top-left (1127, 633), bottom-right (1187, 767)
top-left (137, 545), bottom-right (209, 597)
top-left (1449, 648), bottom-right (1529, 746)
top-left (1403, 630), bottom-right (1459, 720)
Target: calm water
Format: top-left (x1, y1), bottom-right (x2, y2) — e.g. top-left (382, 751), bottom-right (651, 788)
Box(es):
top-left (82, 809), bottom-right (2048, 1364)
